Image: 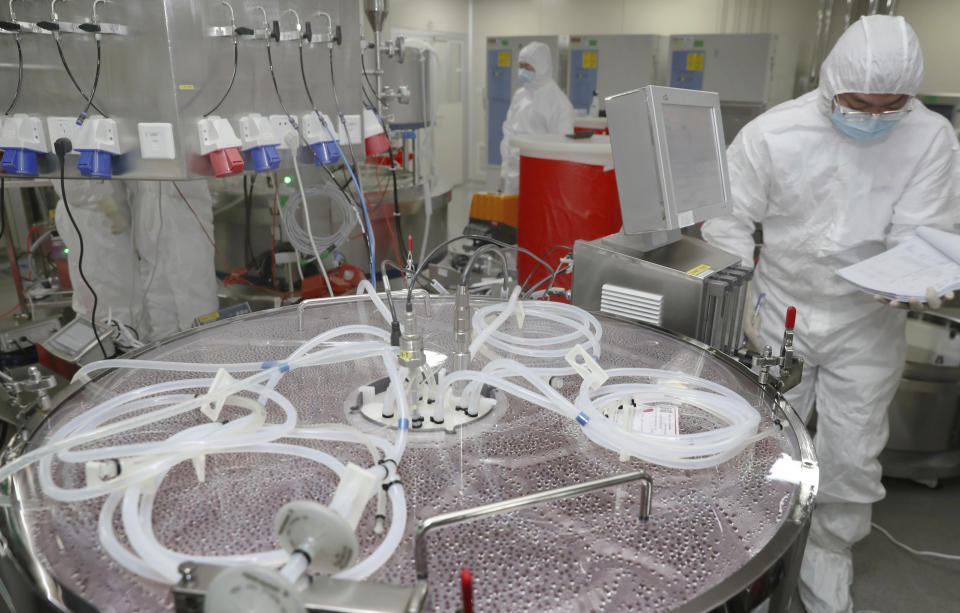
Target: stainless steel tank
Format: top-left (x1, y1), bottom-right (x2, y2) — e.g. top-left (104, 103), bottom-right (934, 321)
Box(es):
top-left (209, 169), bottom-right (451, 276)
top-left (349, 166), bottom-right (451, 267)
top-left (881, 310), bottom-right (960, 485)
top-left (0, 295), bottom-right (816, 612)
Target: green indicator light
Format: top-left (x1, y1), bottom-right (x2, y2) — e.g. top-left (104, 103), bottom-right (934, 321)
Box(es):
top-left (63, 248), bottom-right (69, 254)
top-left (283, 176), bottom-right (293, 185)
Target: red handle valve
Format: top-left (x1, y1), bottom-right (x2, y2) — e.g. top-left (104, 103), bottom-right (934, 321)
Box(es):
top-left (460, 568), bottom-right (474, 613)
top-left (408, 235), bottom-right (413, 254)
top-left (785, 306), bottom-right (797, 330)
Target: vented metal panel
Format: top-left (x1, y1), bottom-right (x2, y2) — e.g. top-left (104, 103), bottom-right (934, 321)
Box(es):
top-left (600, 283), bottom-right (663, 326)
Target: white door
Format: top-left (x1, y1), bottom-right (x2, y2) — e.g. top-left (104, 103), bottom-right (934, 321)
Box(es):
top-left (394, 29), bottom-right (467, 187)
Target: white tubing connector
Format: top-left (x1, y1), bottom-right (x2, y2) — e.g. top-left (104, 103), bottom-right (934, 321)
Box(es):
top-left (564, 344), bottom-right (609, 390)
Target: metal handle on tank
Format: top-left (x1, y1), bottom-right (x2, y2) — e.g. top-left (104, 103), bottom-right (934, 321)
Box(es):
top-left (406, 470), bottom-right (653, 612)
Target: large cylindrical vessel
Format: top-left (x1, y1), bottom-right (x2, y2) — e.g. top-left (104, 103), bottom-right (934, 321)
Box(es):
top-left (515, 135), bottom-right (622, 294)
top-left (0, 294), bottom-right (816, 612)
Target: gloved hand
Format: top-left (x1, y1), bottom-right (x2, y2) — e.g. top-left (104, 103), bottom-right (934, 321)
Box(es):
top-left (875, 287), bottom-right (956, 312)
top-left (741, 283), bottom-right (765, 352)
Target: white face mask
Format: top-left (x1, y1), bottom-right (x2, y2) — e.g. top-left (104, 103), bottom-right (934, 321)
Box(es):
top-left (518, 68), bottom-right (536, 83)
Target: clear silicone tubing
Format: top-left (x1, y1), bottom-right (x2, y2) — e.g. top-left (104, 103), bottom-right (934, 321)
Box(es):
top-left (580, 422), bottom-right (774, 470)
top-left (577, 369), bottom-right (762, 439)
top-left (60, 342), bottom-right (383, 456)
top-left (437, 368), bottom-right (573, 423)
top-left (579, 392), bottom-right (758, 456)
top-left (102, 425), bottom-right (404, 584)
top-left (291, 424), bottom-right (391, 530)
top-left (74, 326), bottom-right (392, 383)
top-left (583, 388), bottom-right (757, 448)
top-left (6, 337), bottom-right (401, 505)
top-left (473, 303), bottom-right (602, 353)
top-left (99, 492), bottom-right (173, 584)
top-left (38, 389), bottom-right (298, 502)
top-left (279, 182), bottom-right (356, 258)
top-left (585, 386), bottom-right (759, 441)
top-left (468, 286), bottom-right (521, 357)
top-left (4, 319), bottom-right (413, 584)
top-left (335, 482), bottom-right (407, 581)
top-left (53, 393), bottom-right (289, 465)
top-left (438, 360), bottom-right (766, 469)
top-left (355, 280), bottom-right (395, 327)
top-left (121, 443), bottom-right (347, 583)
top-left (40, 349), bottom-right (404, 503)
top-left (469, 300), bottom-right (602, 376)
top-left (456, 359), bottom-right (581, 419)
top-left (0, 371), bottom-right (277, 488)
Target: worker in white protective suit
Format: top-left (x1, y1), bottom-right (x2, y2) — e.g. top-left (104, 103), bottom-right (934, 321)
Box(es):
top-left (499, 41), bottom-right (574, 194)
top-left (54, 179), bottom-right (218, 345)
top-left (53, 180), bottom-right (143, 331)
top-left (125, 180), bottom-right (219, 340)
top-left (702, 16), bottom-right (957, 613)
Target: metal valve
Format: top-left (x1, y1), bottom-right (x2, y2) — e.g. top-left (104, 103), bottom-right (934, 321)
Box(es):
top-left (381, 85), bottom-right (411, 105)
top-left (754, 306), bottom-right (804, 393)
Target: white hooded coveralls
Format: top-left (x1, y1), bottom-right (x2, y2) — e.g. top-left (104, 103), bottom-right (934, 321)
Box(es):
top-left (54, 180), bottom-right (142, 329)
top-left (54, 179), bottom-right (219, 343)
top-left (125, 180), bottom-right (218, 340)
top-left (499, 41), bottom-right (574, 195)
top-left (702, 16), bottom-right (957, 613)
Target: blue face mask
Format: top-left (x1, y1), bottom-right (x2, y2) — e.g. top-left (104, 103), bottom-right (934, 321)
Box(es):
top-left (830, 106), bottom-right (902, 141)
top-left (518, 68), bottom-right (536, 84)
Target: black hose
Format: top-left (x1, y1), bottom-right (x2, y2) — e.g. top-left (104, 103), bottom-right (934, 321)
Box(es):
top-left (407, 235), bottom-right (554, 309)
top-left (78, 38), bottom-right (103, 121)
top-left (380, 259), bottom-right (399, 323)
top-left (524, 261), bottom-right (569, 299)
top-left (56, 156), bottom-right (108, 359)
top-left (55, 36), bottom-right (107, 116)
top-left (266, 42), bottom-right (295, 124)
top-left (297, 43), bottom-right (372, 264)
top-left (203, 38), bottom-right (239, 117)
top-left (4, 36), bottom-right (23, 115)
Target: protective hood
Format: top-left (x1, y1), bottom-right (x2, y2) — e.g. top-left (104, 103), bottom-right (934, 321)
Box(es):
top-left (819, 15), bottom-right (924, 100)
top-left (518, 41), bottom-right (553, 88)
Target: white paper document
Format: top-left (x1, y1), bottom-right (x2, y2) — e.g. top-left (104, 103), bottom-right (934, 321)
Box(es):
top-left (837, 227), bottom-right (960, 302)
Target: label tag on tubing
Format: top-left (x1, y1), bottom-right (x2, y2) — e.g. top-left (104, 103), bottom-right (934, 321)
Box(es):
top-left (564, 344), bottom-right (609, 390)
top-left (635, 405), bottom-right (679, 436)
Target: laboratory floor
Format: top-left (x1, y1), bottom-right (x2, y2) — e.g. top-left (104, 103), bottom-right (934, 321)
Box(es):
top-left (0, 232), bottom-right (958, 613)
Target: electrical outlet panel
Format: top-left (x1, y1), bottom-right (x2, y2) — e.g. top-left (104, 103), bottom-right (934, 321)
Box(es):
top-left (46, 117), bottom-right (80, 153)
top-left (269, 115), bottom-right (299, 150)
